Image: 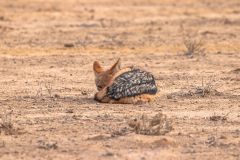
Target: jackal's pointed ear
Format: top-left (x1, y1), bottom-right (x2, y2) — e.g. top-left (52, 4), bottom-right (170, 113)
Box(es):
top-left (93, 61), bottom-right (104, 75)
top-left (110, 58), bottom-right (121, 74)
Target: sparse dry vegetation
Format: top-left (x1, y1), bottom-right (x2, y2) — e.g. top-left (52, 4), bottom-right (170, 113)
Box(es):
top-left (183, 36), bottom-right (206, 57)
top-left (192, 76), bottom-right (220, 97)
top-left (37, 140), bottom-right (58, 150)
top-left (209, 112), bottom-right (230, 122)
top-left (128, 112), bottom-right (173, 135)
top-left (167, 75), bottom-right (222, 99)
top-left (36, 82), bottom-right (55, 98)
top-left (45, 82), bottom-right (53, 98)
top-left (0, 111), bottom-right (17, 135)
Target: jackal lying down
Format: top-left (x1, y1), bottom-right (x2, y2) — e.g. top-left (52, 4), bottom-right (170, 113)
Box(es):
top-left (93, 59), bottom-right (158, 104)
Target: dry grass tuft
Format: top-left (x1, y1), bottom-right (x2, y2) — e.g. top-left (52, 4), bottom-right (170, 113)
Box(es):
top-left (183, 37), bottom-right (205, 57)
top-left (128, 112), bottom-right (173, 135)
top-left (209, 112), bottom-right (230, 122)
top-left (35, 82), bottom-right (55, 98)
top-left (180, 26), bottom-right (206, 57)
top-left (192, 76), bottom-right (217, 97)
top-left (0, 110), bottom-right (18, 135)
top-left (37, 140), bottom-right (58, 150)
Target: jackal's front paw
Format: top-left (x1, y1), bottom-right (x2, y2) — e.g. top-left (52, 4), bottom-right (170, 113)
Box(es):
top-left (94, 91), bottom-right (110, 103)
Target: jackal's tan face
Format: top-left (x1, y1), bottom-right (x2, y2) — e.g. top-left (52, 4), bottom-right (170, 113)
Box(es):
top-left (93, 59), bottom-right (121, 91)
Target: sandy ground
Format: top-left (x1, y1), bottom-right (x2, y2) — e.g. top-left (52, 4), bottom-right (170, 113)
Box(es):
top-left (0, 0), bottom-right (240, 159)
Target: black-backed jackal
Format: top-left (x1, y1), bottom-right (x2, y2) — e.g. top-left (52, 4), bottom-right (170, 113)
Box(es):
top-left (93, 59), bottom-right (157, 104)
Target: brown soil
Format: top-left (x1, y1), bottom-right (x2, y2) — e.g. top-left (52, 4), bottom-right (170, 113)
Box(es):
top-left (0, 0), bottom-right (240, 159)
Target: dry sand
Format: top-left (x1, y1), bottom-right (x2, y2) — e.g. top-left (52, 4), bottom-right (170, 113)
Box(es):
top-left (0, 0), bottom-right (239, 159)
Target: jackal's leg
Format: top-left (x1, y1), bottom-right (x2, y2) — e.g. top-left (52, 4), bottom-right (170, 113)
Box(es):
top-left (94, 89), bottom-right (155, 104)
top-left (117, 94), bottom-right (155, 104)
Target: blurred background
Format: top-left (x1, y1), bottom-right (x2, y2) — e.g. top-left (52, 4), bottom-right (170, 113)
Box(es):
top-left (0, 0), bottom-right (239, 55)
